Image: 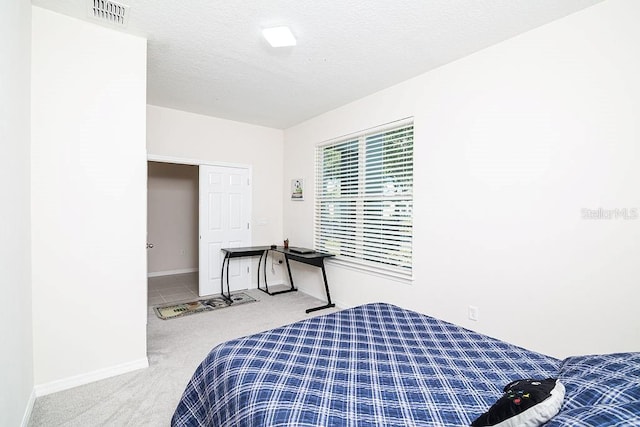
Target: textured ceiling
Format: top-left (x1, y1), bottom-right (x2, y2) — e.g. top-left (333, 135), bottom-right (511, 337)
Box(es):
top-left (32, 0), bottom-right (603, 129)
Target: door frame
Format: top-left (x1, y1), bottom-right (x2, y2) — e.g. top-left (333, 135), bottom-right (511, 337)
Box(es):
top-left (148, 154), bottom-right (252, 172)
top-left (146, 154), bottom-right (253, 288)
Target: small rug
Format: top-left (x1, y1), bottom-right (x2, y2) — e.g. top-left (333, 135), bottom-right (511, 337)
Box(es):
top-left (153, 292), bottom-right (256, 320)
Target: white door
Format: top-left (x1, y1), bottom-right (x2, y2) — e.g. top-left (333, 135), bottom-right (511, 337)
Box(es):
top-left (199, 165), bottom-right (251, 296)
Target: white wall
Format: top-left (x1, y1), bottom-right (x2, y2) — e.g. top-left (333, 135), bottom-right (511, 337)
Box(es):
top-left (0, 1), bottom-right (34, 425)
top-left (147, 162), bottom-right (198, 275)
top-left (284, 0), bottom-right (640, 359)
top-left (31, 7), bottom-right (148, 392)
top-left (146, 105), bottom-right (286, 283)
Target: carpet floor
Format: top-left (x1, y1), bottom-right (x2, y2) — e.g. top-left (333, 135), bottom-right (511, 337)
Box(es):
top-left (28, 289), bottom-right (339, 426)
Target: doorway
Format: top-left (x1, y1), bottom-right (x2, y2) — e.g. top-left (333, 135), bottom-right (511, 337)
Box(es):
top-left (147, 162), bottom-right (199, 277)
top-left (146, 158), bottom-right (253, 303)
top-left (147, 161), bottom-right (199, 306)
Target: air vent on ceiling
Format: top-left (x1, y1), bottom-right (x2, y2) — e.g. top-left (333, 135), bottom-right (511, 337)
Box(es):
top-left (88, 0), bottom-right (129, 27)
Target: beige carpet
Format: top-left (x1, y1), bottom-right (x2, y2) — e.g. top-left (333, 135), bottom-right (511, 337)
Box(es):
top-left (28, 289), bottom-right (340, 426)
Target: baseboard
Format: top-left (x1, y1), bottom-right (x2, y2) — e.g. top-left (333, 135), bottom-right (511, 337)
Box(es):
top-left (297, 288), bottom-right (347, 310)
top-left (147, 268), bottom-right (198, 278)
top-left (248, 279), bottom-right (284, 289)
top-left (20, 388), bottom-right (36, 427)
top-left (34, 357), bottom-right (149, 397)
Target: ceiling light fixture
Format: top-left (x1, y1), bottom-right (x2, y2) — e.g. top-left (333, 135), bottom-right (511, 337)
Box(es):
top-left (262, 26), bottom-right (297, 48)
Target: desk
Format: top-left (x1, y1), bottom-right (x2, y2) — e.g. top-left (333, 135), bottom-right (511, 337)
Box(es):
top-left (220, 246), bottom-right (272, 304)
top-left (272, 248), bottom-right (335, 313)
top-left (220, 246), bottom-right (335, 313)
top-left (257, 248), bottom-right (297, 297)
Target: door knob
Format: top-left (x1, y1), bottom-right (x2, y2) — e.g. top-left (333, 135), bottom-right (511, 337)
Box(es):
top-left (146, 243), bottom-right (154, 249)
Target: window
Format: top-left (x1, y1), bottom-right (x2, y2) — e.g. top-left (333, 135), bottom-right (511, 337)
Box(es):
top-left (314, 119), bottom-right (414, 278)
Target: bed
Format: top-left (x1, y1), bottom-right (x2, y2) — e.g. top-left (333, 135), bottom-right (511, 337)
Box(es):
top-left (172, 303), bottom-right (640, 426)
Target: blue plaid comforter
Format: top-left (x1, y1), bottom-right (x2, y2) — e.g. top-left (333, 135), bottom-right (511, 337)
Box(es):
top-left (172, 303), bottom-right (561, 426)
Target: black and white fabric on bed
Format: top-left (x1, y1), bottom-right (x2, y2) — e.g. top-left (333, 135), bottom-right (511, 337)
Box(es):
top-left (172, 303), bottom-right (560, 426)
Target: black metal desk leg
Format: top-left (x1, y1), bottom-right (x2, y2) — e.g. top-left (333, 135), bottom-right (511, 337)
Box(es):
top-left (220, 253), bottom-right (233, 303)
top-left (224, 254), bottom-right (233, 304)
top-left (263, 250), bottom-right (269, 293)
top-left (257, 251), bottom-right (263, 289)
top-left (284, 256), bottom-right (295, 290)
top-left (305, 261), bottom-right (336, 314)
top-left (320, 264), bottom-right (334, 305)
top-left (220, 254), bottom-right (227, 296)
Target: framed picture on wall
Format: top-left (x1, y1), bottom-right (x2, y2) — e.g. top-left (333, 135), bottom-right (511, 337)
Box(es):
top-left (291, 179), bottom-right (304, 201)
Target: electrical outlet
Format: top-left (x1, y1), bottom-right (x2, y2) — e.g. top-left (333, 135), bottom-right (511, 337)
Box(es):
top-left (468, 305), bottom-right (479, 321)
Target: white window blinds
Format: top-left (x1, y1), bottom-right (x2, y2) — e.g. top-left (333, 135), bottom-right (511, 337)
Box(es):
top-left (314, 119), bottom-right (414, 278)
